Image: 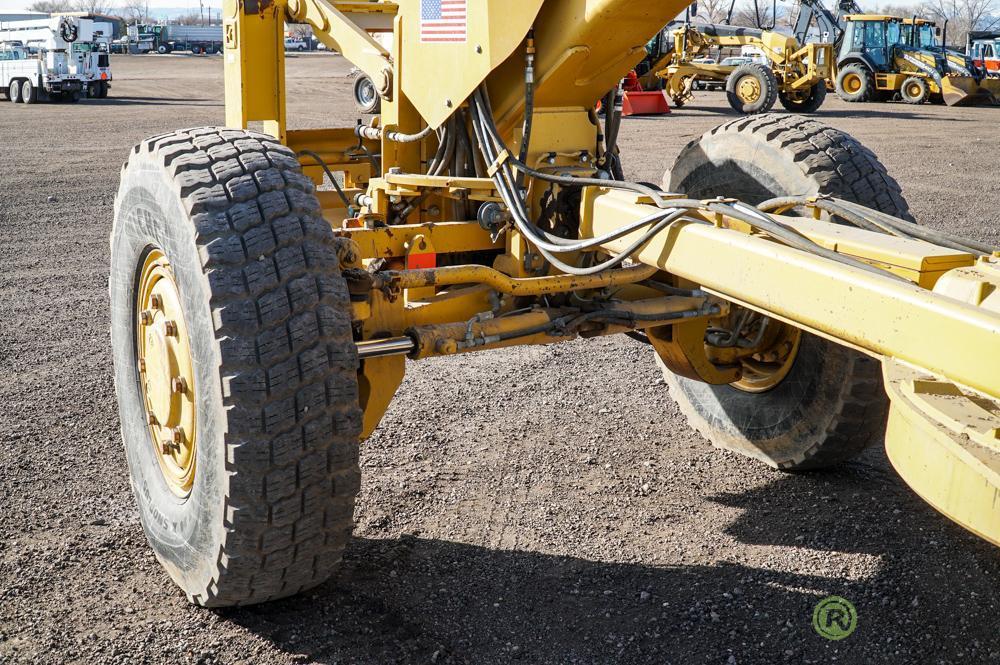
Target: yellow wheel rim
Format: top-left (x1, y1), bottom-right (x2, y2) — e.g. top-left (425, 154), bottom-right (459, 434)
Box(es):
top-left (843, 74), bottom-right (862, 94)
top-left (137, 248), bottom-right (197, 497)
top-left (906, 82), bottom-right (922, 98)
top-left (737, 76), bottom-right (761, 103)
top-left (731, 318), bottom-right (802, 393)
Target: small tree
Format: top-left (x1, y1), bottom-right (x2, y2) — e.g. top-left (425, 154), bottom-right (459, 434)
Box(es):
top-left (27, 0), bottom-right (75, 11)
top-left (73, 0), bottom-right (114, 14)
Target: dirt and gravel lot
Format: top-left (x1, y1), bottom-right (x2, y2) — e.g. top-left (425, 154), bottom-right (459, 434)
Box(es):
top-left (2, 53), bottom-right (1000, 665)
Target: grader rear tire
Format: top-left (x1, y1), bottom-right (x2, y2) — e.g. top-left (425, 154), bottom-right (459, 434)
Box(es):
top-left (663, 114), bottom-right (912, 470)
top-left (111, 127), bottom-right (363, 606)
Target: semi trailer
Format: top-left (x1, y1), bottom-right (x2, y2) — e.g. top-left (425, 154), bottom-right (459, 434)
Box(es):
top-left (124, 23), bottom-right (223, 55)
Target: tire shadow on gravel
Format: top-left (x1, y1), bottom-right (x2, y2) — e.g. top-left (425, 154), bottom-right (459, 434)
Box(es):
top-left (221, 516), bottom-right (1000, 664)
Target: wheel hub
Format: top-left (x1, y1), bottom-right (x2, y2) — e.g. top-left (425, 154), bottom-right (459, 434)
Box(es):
top-left (731, 316), bottom-right (802, 393)
top-left (137, 249), bottom-right (197, 497)
top-left (844, 74), bottom-right (861, 93)
top-left (737, 76), bottom-right (761, 103)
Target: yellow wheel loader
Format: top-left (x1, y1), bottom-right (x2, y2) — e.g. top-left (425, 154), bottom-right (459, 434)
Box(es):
top-left (111, 0), bottom-right (1000, 607)
top-left (648, 22), bottom-right (832, 114)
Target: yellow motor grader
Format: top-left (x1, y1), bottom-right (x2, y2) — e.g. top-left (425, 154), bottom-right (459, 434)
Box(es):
top-left (111, 0), bottom-right (1000, 607)
top-left (645, 21), bottom-right (833, 113)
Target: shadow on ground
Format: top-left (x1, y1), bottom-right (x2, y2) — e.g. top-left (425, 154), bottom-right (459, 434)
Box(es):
top-left (224, 463), bottom-right (1000, 665)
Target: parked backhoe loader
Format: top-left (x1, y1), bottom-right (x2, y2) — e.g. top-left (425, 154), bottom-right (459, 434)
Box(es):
top-left (794, 0), bottom-right (998, 105)
top-left (111, 0), bottom-right (1000, 607)
top-left (649, 21), bottom-right (832, 113)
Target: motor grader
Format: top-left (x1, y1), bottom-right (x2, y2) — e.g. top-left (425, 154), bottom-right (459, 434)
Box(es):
top-left (643, 21), bottom-right (832, 113)
top-left (110, 0), bottom-right (1000, 607)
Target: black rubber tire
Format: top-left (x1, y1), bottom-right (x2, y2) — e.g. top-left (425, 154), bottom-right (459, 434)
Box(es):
top-left (900, 76), bottom-right (929, 104)
top-left (836, 64), bottom-right (875, 102)
top-left (66, 91), bottom-right (80, 103)
top-left (157, 45), bottom-right (169, 55)
top-left (111, 127), bottom-right (363, 606)
top-left (9, 79), bottom-right (22, 104)
top-left (99, 81), bottom-right (109, 98)
top-left (353, 74), bottom-right (381, 114)
top-left (778, 80), bottom-right (827, 113)
top-left (663, 114), bottom-right (912, 470)
top-left (725, 62), bottom-right (778, 114)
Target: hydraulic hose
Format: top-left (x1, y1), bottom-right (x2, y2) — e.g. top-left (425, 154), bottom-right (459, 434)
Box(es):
top-left (296, 149), bottom-right (351, 207)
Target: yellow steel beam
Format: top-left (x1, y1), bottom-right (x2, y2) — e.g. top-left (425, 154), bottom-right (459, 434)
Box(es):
top-left (223, 0), bottom-right (286, 140)
top-left (283, 0), bottom-right (394, 86)
top-left (584, 188), bottom-right (1000, 399)
top-left (334, 221), bottom-right (502, 259)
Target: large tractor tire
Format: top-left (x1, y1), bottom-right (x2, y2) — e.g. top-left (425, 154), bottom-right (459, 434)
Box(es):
top-left (353, 74), bottom-right (381, 114)
top-left (111, 127), bottom-right (363, 606)
top-left (900, 76), bottom-right (929, 104)
top-left (725, 62), bottom-right (778, 114)
top-left (663, 114), bottom-right (912, 470)
top-left (836, 64), bottom-right (875, 102)
top-left (778, 80), bottom-right (827, 113)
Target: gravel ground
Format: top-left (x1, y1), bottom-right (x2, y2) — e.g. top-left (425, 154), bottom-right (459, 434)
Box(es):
top-left (2, 53), bottom-right (1000, 665)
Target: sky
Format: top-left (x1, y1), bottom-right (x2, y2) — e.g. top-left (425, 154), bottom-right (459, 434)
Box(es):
top-left (0, 0), bottom-right (222, 12)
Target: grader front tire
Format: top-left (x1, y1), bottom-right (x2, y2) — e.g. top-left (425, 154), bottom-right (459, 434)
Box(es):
top-left (111, 127), bottom-right (362, 606)
top-left (664, 114), bottom-right (912, 470)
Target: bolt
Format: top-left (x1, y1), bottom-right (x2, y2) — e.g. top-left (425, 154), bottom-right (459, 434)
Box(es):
top-left (147, 414), bottom-right (157, 426)
top-left (163, 320), bottom-right (178, 336)
top-left (476, 45), bottom-right (483, 54)
top-left (160, 440), bottom-right (174, 455)
top-left (140, 310), bottom-right (154, 325)
top-left (445, 99), bottom-right (453, 108)
top-left (171, 377), bottom-right (188, 394)
top-left (172, 427), bottom-right (184, 444)
top-left (150, 294), bottom-right (163, 309)
top-left (138, 358), bottom-right (146, 372)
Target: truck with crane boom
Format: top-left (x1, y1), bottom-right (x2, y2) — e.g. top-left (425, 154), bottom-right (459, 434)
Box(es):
top-left (0, 15), bottom-right (112, 98)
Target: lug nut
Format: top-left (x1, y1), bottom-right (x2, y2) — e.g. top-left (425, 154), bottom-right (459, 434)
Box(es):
top-left (171, 377), bottom-right (187, 394)
top-left (147, 414), bottom-right (157, 426)
top-left (140, 310), bottom-right (154, 325)
top-left (172, 427), bottom-right (184, 444)
top-left (160, 440), bottom-right (174, 455)
top-left (150, 294), bottom-right (163, 309)
top-left (163, 320), bottom-right (178, 336)
top-left (138, 358), bottom-right (146, 372)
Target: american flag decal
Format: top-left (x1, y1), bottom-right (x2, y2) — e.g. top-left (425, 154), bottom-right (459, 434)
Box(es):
top-left (420, 0), bottom-right (467, 43)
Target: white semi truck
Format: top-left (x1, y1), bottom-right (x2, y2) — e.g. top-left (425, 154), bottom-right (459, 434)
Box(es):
top-left (0, 15), bottom-right (113, 98)
top-left (0, 43), bottom-right (82, 103)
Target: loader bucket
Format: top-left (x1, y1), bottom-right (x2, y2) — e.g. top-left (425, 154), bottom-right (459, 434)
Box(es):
top-left (622, 91), bottom-right (671, 116)
top-left (940, 75), bottom-right (998, 106)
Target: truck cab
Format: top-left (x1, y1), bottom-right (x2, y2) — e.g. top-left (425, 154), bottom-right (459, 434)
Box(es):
top-left (969, 32), bottom-right (1000, 73)
top-left (838, 14), bottom-right (903, 72)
